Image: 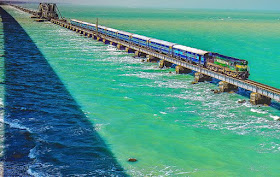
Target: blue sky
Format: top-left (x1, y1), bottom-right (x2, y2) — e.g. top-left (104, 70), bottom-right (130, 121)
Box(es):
top-left (11, 0), bottom-right (280, 11)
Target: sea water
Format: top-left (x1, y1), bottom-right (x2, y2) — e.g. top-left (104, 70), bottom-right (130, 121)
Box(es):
top-left (1, 4), bottom-right (280, 176)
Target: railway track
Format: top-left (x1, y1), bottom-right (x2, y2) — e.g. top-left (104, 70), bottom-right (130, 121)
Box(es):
top-left (244, 80), bottom-right (280, 95)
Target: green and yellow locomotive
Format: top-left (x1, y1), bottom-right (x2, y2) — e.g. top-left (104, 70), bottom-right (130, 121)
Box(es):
top-left (205, 53), bottom-right (249, 80)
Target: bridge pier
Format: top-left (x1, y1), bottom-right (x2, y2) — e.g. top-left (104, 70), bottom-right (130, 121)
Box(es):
top-left (110, 41), bottom-right (116, 46)
top-left (250, 93), bottom-right (271, 105)
top-left (146, 55), bottom-right (160, 63)
top-left (117, 43), bottom-right (125, 50)
top-left (87, 33), bottom-right (92, 38)
top-left (219, 81), bottom-right (238, 92)
top-left (134, 51), bottom-right (146, 57)
top-left (159, 60), bottom-right (173, 68)
top-left (125, 47), bottom-right (135, 53)
top-left (97, 37), bottom-right (102, 41)
top-left (175, 65), bottom-right (192, 74)
top-left (193, 72), bottom-right (212, 83)
top-left (103, 39), bottom-right (109, 44)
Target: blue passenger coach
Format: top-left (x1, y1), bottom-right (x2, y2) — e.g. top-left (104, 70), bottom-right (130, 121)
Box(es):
top-left (87, 23), bottom-right (96, 31)
top-left (105, 28), bottom-right (118, 38)
top-left (149, 39), bottom-right (175, 55)
top-left (131, 34), bottom-right (150, 47)
top-left (117, 31), bottom-right (132, 42)
top-left (97, 25), bottom-right (107, 34)
top-left (70, 19), bottom-right (84, 28)
top-left (173, 45), bottom-right (208, 65)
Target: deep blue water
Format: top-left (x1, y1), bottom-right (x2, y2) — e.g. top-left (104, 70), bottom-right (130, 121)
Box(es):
top-left (0, 6), bottom-right (126, 176)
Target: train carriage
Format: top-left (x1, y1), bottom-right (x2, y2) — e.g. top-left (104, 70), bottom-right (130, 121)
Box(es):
top-left (70, 19), bottom-right (84, 28)
top-left (117, 31), bottom-right (132, 42)
top-left (173, 45), bottom-right (208, 65)
top-left (149, 38), bottom-right (175, 55)
top-left (87, 23), bottom-right (96, 31)
top-left (131, 34), bottom-right (150, 48)
top-left (97, 25), bottom-right (107, 34)
top-left (105, 28), bottom-right (118, 38)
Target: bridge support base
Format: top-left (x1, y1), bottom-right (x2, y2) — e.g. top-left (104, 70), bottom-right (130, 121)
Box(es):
top-left (175, 66), bottom-right (192, 74)
top-left (125, 47), bottom-right (135, 53)
top-left (193, 72), bottom-right (212, 83)
top-left (159, 60), bottom-right (173, 68)
top-left (87, 33), bottom-right (92, 38)
top-left (117, 44), bottom-right (124, 50)
top-left (250, 93), bottom-right (271, 105)
top-left (97, 37), bottom-right (102, 41)
top-left (110, 41), bottom-right (116, 46)
top-left (219, 81), bottom-right (238, 92)
top-left (103, 39), bottom-right (109, 44)
top-left (146, 55), bottom-right (160, 63)
top-left (134, 51), bottom-right (146, 57)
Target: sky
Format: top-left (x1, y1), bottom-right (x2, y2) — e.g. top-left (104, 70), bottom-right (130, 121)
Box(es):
top-left (5, 0), bottom-right (280, 11)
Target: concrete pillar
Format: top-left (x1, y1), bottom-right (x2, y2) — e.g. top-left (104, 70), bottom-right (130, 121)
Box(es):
top-left (76, 29), bottom-right (79, 33)
top-left (175, 66), bottom-right (192, 74)
top-left (146, 55), bottom-right (160, 63)
top-left (159, 60), bottom-right (173, 68)
top-left (87, 33), bottom-right (92, 38)
top-left (194, 72), bottom-right (212, 83)
top-left (125, 47), bottom-right (134, 53)
top-left (97, 37), bottom-right (102, 41)
top-left (219, 81), bottom-right (238, 92)
top-left (250, 93), bottom-right (271, 105)
top-left (117, 43), bottom-right (124, 49)
top-left (103, 39), bottom-right (109, 44)
top-left (134, 51), bottom-right (146, 57)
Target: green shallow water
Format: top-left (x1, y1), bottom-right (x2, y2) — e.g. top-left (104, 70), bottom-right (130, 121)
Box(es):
top-left (5, 4), bottom-right (280, 176)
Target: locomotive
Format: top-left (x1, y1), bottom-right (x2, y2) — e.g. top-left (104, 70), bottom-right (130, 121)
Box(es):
top-left (70, 19), bottom-right (249, 80)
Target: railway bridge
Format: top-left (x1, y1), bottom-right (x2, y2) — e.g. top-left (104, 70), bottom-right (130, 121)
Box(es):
top-left (10, 4), bottom-right (280, 106)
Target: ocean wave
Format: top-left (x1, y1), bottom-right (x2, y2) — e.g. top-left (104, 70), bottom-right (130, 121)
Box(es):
top-left (270, 115), bottom-right (280, 121)
top-left (0, 118), bottom-right (32, 132)
top-left (250, 108), bottom-right (268, 114)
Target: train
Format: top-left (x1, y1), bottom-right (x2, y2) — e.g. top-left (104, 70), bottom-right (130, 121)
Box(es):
top-left (70, 19), bottom-right (250, 80)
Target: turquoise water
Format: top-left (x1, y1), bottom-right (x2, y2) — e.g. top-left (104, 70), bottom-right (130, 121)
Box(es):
top-left (2, 4), bottom-right (280, 176)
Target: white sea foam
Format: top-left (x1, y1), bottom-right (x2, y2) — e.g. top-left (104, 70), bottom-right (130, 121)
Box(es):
top-left (270, 115), bottom-right (280, 121)
top-left (250, 108), bottom-right (268, 114)
top-left (28, 147), bottom-right (36, 159)
top-left (0, 118), bottom-right (32, 132)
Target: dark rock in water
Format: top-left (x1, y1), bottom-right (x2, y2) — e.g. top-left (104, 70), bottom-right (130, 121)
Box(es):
top-left (141, 59), bottom-right (145, 62)
top-left (22, 131), bottom-right (33, 141)
top-left (128, 158), bottom-right (137, 162)
top-left (169, 71), bottom-right (172, 74)
top-left (211, 89), bottom-right (215, 92)
top-left (12, 152), bottom-right (24, 159)
top-left (213, 89), bottom-right (221, 94)
top-left (238, 100), bottom-right (246, 104)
